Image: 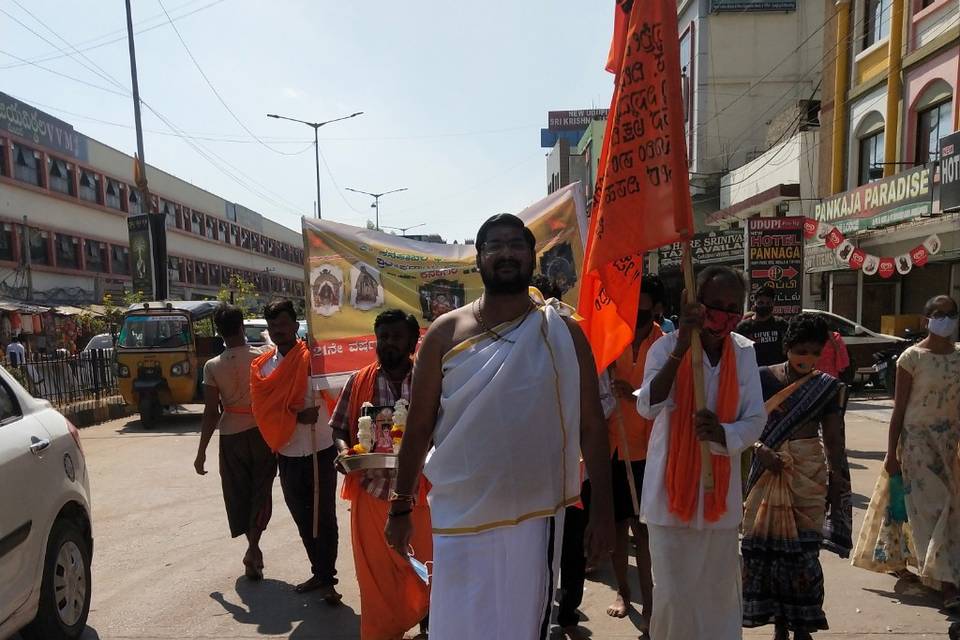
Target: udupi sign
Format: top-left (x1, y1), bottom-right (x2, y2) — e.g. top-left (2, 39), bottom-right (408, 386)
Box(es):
top-left (814, 165), bottom-right (932, 234)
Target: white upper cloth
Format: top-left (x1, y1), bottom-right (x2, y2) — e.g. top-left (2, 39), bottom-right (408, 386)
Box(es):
top-left (635, 331), bottom-right (766, 530)
top-left (6, 342), bottom-right (25, 363)
top-left (259, 349), bottom-right (333, 457)
top-left (424, 304), bottom-right (581, 535)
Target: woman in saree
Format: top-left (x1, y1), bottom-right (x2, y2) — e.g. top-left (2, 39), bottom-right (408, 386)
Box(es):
top-left (852, 294), bottom-right (960, 611)
top-left (742, 312), bottom-right (851, 640)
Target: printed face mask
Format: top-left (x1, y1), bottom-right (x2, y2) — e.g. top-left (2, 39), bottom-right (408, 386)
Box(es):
top-left (788, 352), bottom-right (819, 374)
top-left (927, 315), bottom-right (959, 338)
top-left (703, 307), bottom-right (743, 337)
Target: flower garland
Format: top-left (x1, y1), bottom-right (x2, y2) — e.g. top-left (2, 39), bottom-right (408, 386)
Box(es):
top-left (803, 217), bottom-right (942, 279)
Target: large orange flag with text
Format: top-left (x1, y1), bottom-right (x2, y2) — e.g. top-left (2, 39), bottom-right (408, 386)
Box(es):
top-left (578, 0), bottom-right (695, 372)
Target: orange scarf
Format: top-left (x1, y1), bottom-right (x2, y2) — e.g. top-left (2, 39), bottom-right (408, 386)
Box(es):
top-left (250, 341), bottom-right (309, 452)
top-left (666, 334), bottom-right (739, 522)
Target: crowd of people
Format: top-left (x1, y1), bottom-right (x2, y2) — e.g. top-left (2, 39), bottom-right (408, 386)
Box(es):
top-left (191, 214), bottom-right (959, 640)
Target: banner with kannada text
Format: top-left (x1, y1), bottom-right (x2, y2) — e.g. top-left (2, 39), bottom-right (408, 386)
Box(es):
top-left (302, 183), bottom-right (588, 384)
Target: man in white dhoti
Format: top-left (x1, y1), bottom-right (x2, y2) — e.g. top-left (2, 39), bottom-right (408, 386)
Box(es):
top-left (636, 265), bottom-right (766, 640)
top-left (386, 214), bottom-right (615, 640)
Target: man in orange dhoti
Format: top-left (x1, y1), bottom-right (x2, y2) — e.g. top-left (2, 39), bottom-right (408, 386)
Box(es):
top-left (251, 299), bottom-right (341, 602)
top-left (330, 310), bottom-right (431, 640)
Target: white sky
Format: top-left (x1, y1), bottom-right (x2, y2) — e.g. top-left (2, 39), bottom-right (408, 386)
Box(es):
top-left (2, 0), bottom-right (615, 241)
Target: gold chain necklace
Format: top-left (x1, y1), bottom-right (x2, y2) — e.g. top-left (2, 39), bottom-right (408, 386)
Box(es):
top-left (473, 296), bottom-right (533, 343)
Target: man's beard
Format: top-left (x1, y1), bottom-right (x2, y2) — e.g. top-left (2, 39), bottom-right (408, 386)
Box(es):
top-left (480, 258), bottom-right (533, 295)
top-left (377, 347), bottom-right (409, 370)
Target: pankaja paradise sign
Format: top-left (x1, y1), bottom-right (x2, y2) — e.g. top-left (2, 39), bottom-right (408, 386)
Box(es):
top-left (302, 183), bottom-right (588, 381)
top-left (814, 165), bottom-right (932, 233)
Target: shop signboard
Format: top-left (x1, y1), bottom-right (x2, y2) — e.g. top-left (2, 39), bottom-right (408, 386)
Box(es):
top-left (748, 217), bottom-right (804, 316)
top-left (0, 91), bottom-right (88, 161)
top-left (804, 243), bottom-right (841, 273)
top-left (547, 109), bottom-right (608, 130)
top-left (657, 228), bottom-right (744, 270)
top-left (940, 131), bottom-right (960, 212)
top-left (711, 0), bottom-right (796, 11)
top-left (813, 165), bottom-right (932, 234)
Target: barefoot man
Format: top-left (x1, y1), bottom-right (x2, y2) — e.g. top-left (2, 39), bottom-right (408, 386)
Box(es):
top-left (194, 303), bottom-right (277, 581)
top-left (605, 274), bottom-right (666, 626)
top-left (251, 298), bottom-right (341, 603)
top-left (330, 309), bottom-right (431, 640)
top-left (386, 213), bottom-right (615, 640)
top-left (636, 266), bottom-right (766, 639)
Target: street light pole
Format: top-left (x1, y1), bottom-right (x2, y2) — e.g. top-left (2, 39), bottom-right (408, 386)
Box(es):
top-left (266, 112), bottom-right (363, 219)
top-left (380, 223), bottom-right (426, 236)
top-left (344, 187), bottom-right (408, 230)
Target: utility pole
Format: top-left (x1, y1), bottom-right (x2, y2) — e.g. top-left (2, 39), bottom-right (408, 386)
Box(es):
top-left (125, 0), bottom-right (167, 300)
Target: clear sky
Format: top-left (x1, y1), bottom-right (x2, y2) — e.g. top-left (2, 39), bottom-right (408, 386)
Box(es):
top-left (2, 0), bottom-right (615, 241)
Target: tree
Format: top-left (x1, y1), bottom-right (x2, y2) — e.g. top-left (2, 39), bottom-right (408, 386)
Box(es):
top-left (217, 275), bottom-right (260, 319)
top-left (102, 290), bottom-right (146, 336)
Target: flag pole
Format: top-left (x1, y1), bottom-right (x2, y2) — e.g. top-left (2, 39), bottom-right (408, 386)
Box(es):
top-left (681, 241), bottom-right (714, 491)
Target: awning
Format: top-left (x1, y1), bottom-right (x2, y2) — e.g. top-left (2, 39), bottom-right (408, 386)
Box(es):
top-left (0, 298), bottom-right (51, 314)
top-left (707, 184), bottom-right (801, 226)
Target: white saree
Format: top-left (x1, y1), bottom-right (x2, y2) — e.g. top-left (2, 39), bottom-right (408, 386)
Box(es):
top-left (424, 302), bottom-right (581, 639)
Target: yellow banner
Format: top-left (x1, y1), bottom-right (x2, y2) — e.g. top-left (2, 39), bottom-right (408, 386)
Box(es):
top-left (302, 183), bottom-right (587, 378)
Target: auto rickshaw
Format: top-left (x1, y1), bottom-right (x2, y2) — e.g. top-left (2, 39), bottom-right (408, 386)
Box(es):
top-left (115, 300), bottom-right (224, 427)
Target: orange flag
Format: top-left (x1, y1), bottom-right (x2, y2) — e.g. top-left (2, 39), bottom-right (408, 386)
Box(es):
top-left (578, 0), bottom-right (695, 372)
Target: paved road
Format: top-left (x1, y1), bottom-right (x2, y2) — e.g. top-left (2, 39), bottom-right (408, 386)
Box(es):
top-left (16, 399), bottom-right (958, 639)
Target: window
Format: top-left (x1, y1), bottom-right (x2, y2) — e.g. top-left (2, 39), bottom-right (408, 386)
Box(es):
top-left (858, 130), bottom-right (885, 185)
top-left (195, 262), bottom-right (208, 286)
top-left (0, 138), bottom-right (7, 177)
top-left (241, 230), bottom-right (251, 249)
top-left (55, 233), bottom-right (81, 269)
top-left (920, 0), bottom-right (936, 8)
top-left (168, 256), bottom-right (183, 283)
top-left (128, 188), bottom-right (143, 214)
top-left (209, 263), bottom-right (221, 286)
top-left (28, 228), bottom-right (50, 265)
top-left (190, 211), bottom-right (203, 235)
top-left (185, 259), bottom-right (195, 284)
top-left (47, 157), bottom-right (75, 195)
top-left (12, 143), bottom-right (42, 186)
top-left (230, 224), bottom-right (240, 245)
top-left (0, 223), bottom-right (14, 262)
top-left (111, 245), bottom-right (129, 275)
top-left (161, 200), bottom-right (176, 228)
top-left (0, 379), bottom-right (21, 423)
top-left (105, 179), bottom-right (122, 210)
top-left (916, 100), bottom-right (953, 165)
top-left (205, 217), bottom-right (217, 240)
top-left (251, 233), bottom-right (261, 253)
top-left (84, 239), bottom-right (108, 273)
top-left (79, 169), bottom-right (101, 204)
top-left (864, 0), bottom-right (890, 48)
top-left (218, 221), bottom-right (228, 242)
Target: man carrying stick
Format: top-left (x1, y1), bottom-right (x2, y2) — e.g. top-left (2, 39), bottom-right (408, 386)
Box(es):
top-left (636, 265), bottom-right (766, 639)
top-left (251, 298), bottom-right (341, 602)
top-left (605, 274), bottom-right (665, 627)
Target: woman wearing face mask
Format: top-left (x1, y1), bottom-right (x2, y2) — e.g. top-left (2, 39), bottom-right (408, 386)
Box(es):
top-left (742, 313), bottom-right (851, 640)
top-left (852, 294), bottom-right (960, 612)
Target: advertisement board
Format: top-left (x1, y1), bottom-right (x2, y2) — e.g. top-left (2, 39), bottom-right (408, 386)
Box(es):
top-left (813, 165), bottom-right (932, 233)
top-left (940, 131), bottom-right (960, 212)
top-left (748, 217), bottom-right (804, 316)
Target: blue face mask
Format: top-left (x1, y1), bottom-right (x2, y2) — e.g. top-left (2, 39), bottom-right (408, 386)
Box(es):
top-left (409, 556), bottom-right (431, 585)
top-left (927, 315), bottom-right (959, 338)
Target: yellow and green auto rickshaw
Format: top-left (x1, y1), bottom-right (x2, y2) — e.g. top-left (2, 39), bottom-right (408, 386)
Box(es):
top-left (115, 301), bottom-right (223, 426)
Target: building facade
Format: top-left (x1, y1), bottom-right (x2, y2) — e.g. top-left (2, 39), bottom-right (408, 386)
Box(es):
top-left (0, 93), bottom-right (306, 308)
top-left (813, 0), bottom-right (958, 330)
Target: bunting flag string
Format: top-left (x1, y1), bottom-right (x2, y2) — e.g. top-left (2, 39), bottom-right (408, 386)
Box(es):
top-left (802, 217), bottom-right (940, 279)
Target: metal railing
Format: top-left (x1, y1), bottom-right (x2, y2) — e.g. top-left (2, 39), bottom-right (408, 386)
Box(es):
top-left (4, 349), bottom-right (118, 408)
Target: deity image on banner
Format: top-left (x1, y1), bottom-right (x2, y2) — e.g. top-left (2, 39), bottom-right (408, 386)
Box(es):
top-left (349, 262), bottom-right (384, 312)
top-left (539, 242), bottom-right (576, 295)
top-left (419, 279), bottom-right (465, 321)
top-left (311, 265), bottom-right (344, 317)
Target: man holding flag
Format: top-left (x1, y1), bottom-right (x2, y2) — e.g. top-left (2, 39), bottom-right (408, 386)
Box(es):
top-left (575, 1), bottom-right (765, 637)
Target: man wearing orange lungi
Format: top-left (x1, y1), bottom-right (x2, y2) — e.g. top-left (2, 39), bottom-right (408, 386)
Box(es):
top-left (251, 298), bottom-right (341, 603)
top-left (604, 274), bottom-right (665, 629)
top-left (330, 309), bottom-right (431, 640)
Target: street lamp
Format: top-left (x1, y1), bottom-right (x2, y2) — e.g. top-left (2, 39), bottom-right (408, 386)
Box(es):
top-left (266, 111), bottom-right (363, 219)
top-left (380, 223), bottom-right (426, 236)
top-left (344, 187), bottom-right (408, 230)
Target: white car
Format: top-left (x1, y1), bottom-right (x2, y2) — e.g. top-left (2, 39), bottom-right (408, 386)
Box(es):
top-left (0, 366), bottom-right (92, 639)
top-left (243, 319), bottom-right (308, 347)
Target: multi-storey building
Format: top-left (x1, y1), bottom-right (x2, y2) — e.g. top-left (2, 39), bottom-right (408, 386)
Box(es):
top-left (0, 92), bottom-right (306, 309)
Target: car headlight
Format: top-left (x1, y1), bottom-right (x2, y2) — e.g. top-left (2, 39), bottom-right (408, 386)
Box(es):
top-left (117, 364), bottom-right (130, 378)
top-left (171, 361), bottom-right (191, 376)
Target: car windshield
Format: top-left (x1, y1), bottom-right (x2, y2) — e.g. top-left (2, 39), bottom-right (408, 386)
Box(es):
top-left (822, 314), bottom-right (858, 337)
top-left (85, 335), bottom-right (113, 350)
top-left (119, 315), bottom-right (191, 348)
top-left (245, 326), bottom-right (268, 344)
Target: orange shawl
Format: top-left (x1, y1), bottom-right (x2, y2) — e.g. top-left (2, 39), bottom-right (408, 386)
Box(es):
top-left (250, 341), bottom-right (310, 452)
top-left (666, 334), bottom-right (739, 523)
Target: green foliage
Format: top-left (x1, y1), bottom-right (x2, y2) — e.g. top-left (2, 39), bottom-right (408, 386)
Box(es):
top-left (102, 290), bottom-right (146, 336)
top-left (216, 275), bottom-right (260, 319)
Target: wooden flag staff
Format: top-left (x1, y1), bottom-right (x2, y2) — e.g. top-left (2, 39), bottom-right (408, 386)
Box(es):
top-left (681, 240), bottom-right (715, 491)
